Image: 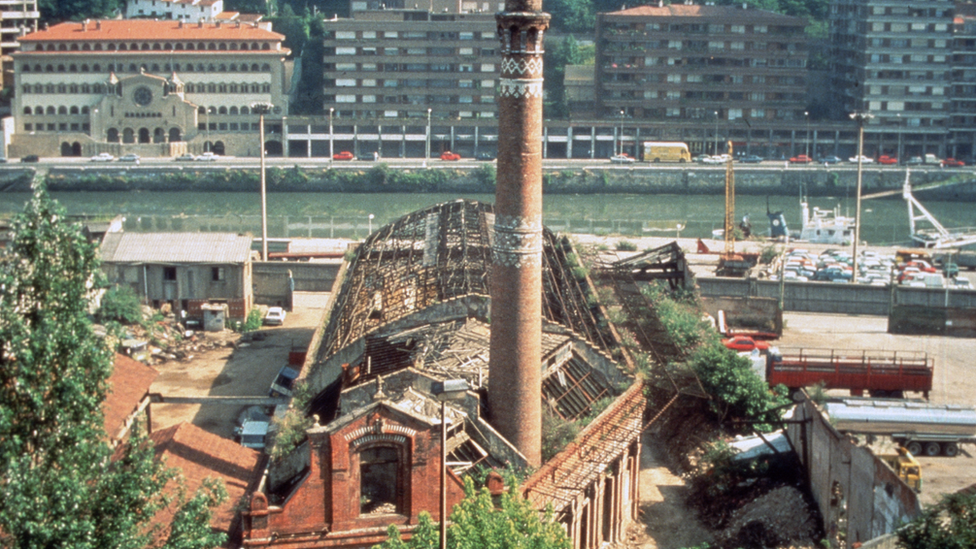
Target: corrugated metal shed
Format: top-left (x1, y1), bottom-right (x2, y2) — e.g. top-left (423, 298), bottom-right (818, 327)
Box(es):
top-left (101, 232), bottom-right (252, 264)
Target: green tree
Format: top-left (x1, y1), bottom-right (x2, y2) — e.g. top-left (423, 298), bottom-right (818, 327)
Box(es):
top-left (898, 491), bottom-right (976, 549)
top-left (544, 35), bottom-right (587, 119)
top-left (687, 343), bottom-right (788, 429)
top-left (39, 0), bottom-right (119, 21)
top-left (373, 476), bottom-right (570, 549)
top-left (0, 186), bottom-right (224, 549)
top-left (98, 284), bottom-right (145, 325)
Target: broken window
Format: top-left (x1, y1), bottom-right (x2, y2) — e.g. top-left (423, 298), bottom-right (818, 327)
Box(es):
top-left (163, 267), bottom-right (177, 281)
top-left (212, 267), bottom-right (225, 281)
top-left (359, 446), bottom-right (399, 515)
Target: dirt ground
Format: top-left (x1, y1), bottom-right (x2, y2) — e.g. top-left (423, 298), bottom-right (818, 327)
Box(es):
top-left (148, 292), bottom-right (330, 439)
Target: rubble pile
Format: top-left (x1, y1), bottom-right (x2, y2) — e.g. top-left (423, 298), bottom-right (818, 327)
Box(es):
top-left (125, 316), bottom-right (241, 366)
top-left (718, 486), bottom-right (820, 549)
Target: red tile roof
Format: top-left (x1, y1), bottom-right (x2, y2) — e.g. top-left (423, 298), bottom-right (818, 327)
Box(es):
top-left (104, 354), bottom-right (159, 442)
top-left (20, 20), bottom-right (284, 43)
top-left (151, 422), bottom-right (265, 533)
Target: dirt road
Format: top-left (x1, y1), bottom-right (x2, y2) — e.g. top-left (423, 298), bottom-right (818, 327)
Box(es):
top-left (148, 293), bottom-right (329, 439)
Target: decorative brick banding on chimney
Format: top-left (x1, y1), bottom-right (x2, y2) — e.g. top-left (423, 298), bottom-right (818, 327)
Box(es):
top-left (489, 0), bottom-right (549, 468)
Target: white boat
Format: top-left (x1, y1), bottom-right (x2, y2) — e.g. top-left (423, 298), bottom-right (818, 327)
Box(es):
top-left (798, 202), bottom-right (855, 244)
top-left (903, 170), bottom-right (976, 249)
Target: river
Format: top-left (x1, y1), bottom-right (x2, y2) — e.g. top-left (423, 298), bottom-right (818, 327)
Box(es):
top-left (2, 190), bottom-right (974, 247)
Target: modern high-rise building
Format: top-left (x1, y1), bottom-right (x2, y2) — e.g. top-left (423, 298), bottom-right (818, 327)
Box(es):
top-left (594, 4), bottom-right (809, 125)
top-left (828, 0), bottom-right (955, 157)
top-left (0, 0), bottom-right (38, 57)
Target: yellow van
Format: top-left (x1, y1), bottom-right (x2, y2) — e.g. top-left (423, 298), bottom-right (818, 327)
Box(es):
top-left (641, 142), bottom-right (691, 163)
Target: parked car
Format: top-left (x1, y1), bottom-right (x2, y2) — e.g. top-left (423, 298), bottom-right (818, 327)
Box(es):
top-left (90, 152), bottom-right (114, 162)
top-left (789, 154), bottom-right (813, 163)
top-left (878, 155), bottom-right (898, 165)
top-left (269, 365), bottom-right (299, 398)
top-left (440, 151), bottom-right (461, 161)
top-left (196, 152), bottom-right (219, 162)
top-left (175, 153), bottom-right (196, 161)
top-left (819, 155), bottom-right (843, 164)
top-left (118, 153), bottom-right (140, 164)
top-left (848, 155), bottom-right (874, 163)
top-left (904, 156), bottom-right (924, 166)
top-left (702, 154), bottom-right (730, 164)
top-left (264, 306), bottom-right (286, 326)
top-left (941, 157), bottom-right (965, 167)
top-left (333, 151), bottom-right (354, 161)
top-left (476, 152), bottom-right (496, 161)
top-left (739, 154), bottom-right (764, 163)
top-left (694, 154), bottom-right (711, 163)
top-left (610, 154), bottom-right (635, 164)
top-left (721, 336), bottom-right (770, 352)
top-left (21, 154), bottom-right (39, 163)
top-left (358, 152), bottom-right (377, 161)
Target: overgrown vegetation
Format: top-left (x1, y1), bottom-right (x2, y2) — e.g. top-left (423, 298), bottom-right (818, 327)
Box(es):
top-left (98, 284), bottom-right (145, 325)
top-left (268, 380), bottom-right (316, 460)
top-left (897, 491), bottom-right (976, 549)
top-left (374, 475), bottom-right (570, 549)
top-left (687, 345), bottom-right (789, 430)
top-left (615, 240), bottom-right (638, 251)
top-left (541, 408), bottom-right (579, 463)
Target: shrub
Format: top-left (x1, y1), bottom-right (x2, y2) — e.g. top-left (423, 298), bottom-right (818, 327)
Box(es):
top-left (615, 240), bottom-right (638, 251)
top-left (98, 284), bottom-right (144, 325)
top-left (542, 408), bottom-right (579, 462)
top-left (241, 309), bottom-right (263, 333)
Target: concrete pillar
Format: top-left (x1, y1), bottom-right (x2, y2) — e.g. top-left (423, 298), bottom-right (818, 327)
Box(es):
top-left (489, 0), bottom-right (549, 468)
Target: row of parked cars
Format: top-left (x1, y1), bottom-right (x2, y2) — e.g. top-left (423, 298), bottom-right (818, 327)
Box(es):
top-left (769, 248), bottom-right (972, 288)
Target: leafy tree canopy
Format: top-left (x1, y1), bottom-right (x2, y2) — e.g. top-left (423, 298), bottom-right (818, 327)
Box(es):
top-left (0, 186), bottom-right (225, 549)
top-left (374, 476), bottom-right (570, 549)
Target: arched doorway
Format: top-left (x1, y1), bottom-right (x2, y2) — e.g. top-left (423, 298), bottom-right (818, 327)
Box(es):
top-left (107, 128), bottom-right (120, 143)
top-left (60, 142), bottom-right (72, 156)
top-left (138, 128), bottom-right (150, 144)
top-left (154, 128), bottom-right (165, 143)
top-left (212, 141), bottom-right (225, 155)
top-left (265, 140), bottom-right (283, 157)
top-left (123, 128), bottom-right (135, 143)
top-left (169, 128), bottom-right (182, 142)
top-left (71, 142), bottom-right (82, 156)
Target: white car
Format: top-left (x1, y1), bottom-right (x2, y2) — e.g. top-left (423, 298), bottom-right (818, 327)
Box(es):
top-left (196, 152), bottom-right (219, 162)
top-left (264, 306), bottom-right (286, 326)
top-left (848, 155), bottom-right (874, 163)
top-left (118, 153), bottom-right (140, 164)
top-left (702, 155), bottom-right (730, 164)
top-left (610, 154), bottom-right (635, 164)
top-left (90, 152), bottom-right (114, 162)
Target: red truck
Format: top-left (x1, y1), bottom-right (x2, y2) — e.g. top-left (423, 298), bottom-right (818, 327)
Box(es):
top-left (766, 348), bottom-right (933, 399)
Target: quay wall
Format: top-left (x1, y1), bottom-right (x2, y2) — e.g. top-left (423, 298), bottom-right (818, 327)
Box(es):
top-left (8, 165), bottom-right (976, 199)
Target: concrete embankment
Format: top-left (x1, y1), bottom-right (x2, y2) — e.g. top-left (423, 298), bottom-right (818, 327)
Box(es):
top-left (3, 164), bottom-right (976, 199)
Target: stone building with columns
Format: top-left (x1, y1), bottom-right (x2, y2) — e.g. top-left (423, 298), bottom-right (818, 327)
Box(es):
top-left (9, 19), bottom-right (290, 159)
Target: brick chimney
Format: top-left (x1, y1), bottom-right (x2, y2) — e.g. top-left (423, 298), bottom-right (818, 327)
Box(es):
top-left (488, 0), bottom-right (549, 467)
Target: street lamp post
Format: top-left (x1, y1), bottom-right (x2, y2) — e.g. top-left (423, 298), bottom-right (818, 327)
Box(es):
top-left (713, 111), bottom-right (720, 155)
top-left (896, 113), bottom-right (902, 160)
top-left (252, 102), bottom-right (273, 262)
top-left (850, 111), bottom-right (873, 283)
top-left (329, 107), bottom-right (334, 166)
top-left (425, 108), bottom-right (432, 167)
top-left (432, 379), bottom-right (470, 549)
top-left (618, 109), bottom-right (625, 156)
top-left (804, 111), bottom-right (810, 158)
top-left (368, 213), bottom-right (374, 235)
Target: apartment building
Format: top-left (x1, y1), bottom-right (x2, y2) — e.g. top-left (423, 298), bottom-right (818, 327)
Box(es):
top-left (125, 0), bottom-right (225, 21)
top-left (318, 1), bottom-right (502, 156)
top-left (828, 0), bottom-right (954, 157)
top-left (594, 4), bottom-right (809, 125)
top-left (10, 19), bottom-right (290, 158)
top-left (0, 0), bottom-right (38, 57)
top-left (949, 12), bottom-right (976, 158)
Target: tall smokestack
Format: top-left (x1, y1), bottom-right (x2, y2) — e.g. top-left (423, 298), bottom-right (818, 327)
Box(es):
top-left (489, 0), bottom-right (549, 467)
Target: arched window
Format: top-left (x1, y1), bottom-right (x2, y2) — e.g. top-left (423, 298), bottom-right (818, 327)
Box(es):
top-left (23, 107), bottom-right (31, 115)
top-left (261, 63), bottom-right (270, 71)
top-left (197, 43), bottom-right (206, 50)
top-left (21, 84), bottom-right (29, 93)
top-left (219, 43), bottom-right (227, 50)
top-left (218, 106), bottom-right (227, 114)
top-left (118, 43), bottom-right (127, 51)
top-left (152, 64), bottom-right (160, 72)
top-left (218, 84), bottom-right (227, 93)
top-left (198, 106), bottom-right (206, 114)
top-left (123, 128), bottom-right (135, 143)
top-left (262, 43), bottom-right (270, 50)
top-left (95, 44), bottom-right (103, 51)
top-left (196, 64), bottom-right (205, 72)
top-left (35, 105), bottom-right (43, 114)
top-left (45, 64), bottom-right (53, 72)
top-left (107, 128), bottom-right (120, 142)
top-left (58, 84), bottom-right (67, 93)
top-left (251, 64), bottom-right (259, 71)
top-left (58, 44), bottom-right (67, 51)
top-left (107, 43), bottom-right (115, 51)
top-left (46, 44), bottom-right (55, 51)
top-left (94, 84), bottom-right (105, 94)
top-left (357, 445), bottom-right (403, 515)
top-left (70, 44), bottom-right (79, 51)
top-left (229, 64), bottom-right (237, 72)
top-left (240, 106), bottom-right (249, 115)
top-left (229, 84), bottom-right (238, 93)
top-left (208, 106), bottom-right (216, 114)
top-left (207, 83), bottom-right (216, 93)
top-left (152, 43), bottom-right (162, 50)
top-left (132, 43), bottom-right (140, 51)
top-left (58, 106), bottom-right (67, 114)
top-left (164, 43), bottom-right (172, 50)
top-left (82, 44), bottom-right (91, 51)
top-left (46, 106), bottom-right (55, 114)
top-left (184, 83), bottom-right (193, 93)
top-left (139, 128), bottom-right (150, 143)
top-left (81, 106), bottom-right (90, 114)
top-left (69, 84), bottom-right (78, 93)
top-left (230, 43), bottom-right (238, 50)
top-left (240, 43), bottom-right (249, 50)
top-left (229, 106), bottom-right (238, 115)
top-left (240, 64), bottom-right (248, 72)
top-left (82, 84), bottom-right (91, 93)
top-left (69, 106), bottom-right (79, 114)
top-left (57, 65), bottom-right (65, 72)
top-left (35, 84), bottom-right (44, 93)
top-left (69, 64), bottom-right (77, 72)
top-left (207, 43), bottom-right (216, 50)
top-left (169, 127), bottom-right (182, 142)
top-left (81, 64), bottom-right (89, 72)
top-left (107, 64), bottom-right (115, 72)
top-left (22, 64), bottom-right (30, 72)
top-left (218, 64), bottom-right (226, 72)
top-left (44, 84), bottom-right (54, 93)
top-left (207, 64), bottom-right (215, 72)
top-left (153, 127), bottom-right (165, 143)
top-left (129, 64), bottom-right (138, 72)
top-left (251, 43), bottom-right (259, 50)
top-left (175, 43), bottom-right (184, 50)
top-left (33, 64), bottom-right (41, 72)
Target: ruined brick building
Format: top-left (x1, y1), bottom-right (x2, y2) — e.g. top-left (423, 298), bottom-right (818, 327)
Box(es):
top-left (240, 200), bottom-right (645, 549)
